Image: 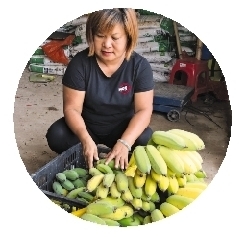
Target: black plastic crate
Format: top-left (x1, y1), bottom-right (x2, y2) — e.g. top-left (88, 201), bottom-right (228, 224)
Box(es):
top-left (31, 143), bottom-right (111, 210)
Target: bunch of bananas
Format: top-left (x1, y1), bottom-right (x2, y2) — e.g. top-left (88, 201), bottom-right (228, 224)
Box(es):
top-left (50, 128), bottom-right (209, 226)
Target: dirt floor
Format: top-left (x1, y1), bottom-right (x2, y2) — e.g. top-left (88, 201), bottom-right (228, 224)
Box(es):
top-left (13, 65), bottom-right (232, 185)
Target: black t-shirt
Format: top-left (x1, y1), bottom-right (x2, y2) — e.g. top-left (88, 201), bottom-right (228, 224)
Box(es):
top-left (62, 48), bottom-right (154, 135)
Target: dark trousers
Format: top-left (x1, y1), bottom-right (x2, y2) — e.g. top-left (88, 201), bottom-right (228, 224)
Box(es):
top-left (45, 117), bottom-right (153, 154)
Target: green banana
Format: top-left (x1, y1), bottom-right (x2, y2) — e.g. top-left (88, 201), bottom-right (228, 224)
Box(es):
top-left (89, 167), bottom-right (103, 176)
top-left (145, 145), bottom-right (168, 175)
top-left (86, 174), bottom-right (104, 192)
top-left (128, 176), bottom-right (142, 199)
top-left (194, 170), bottom-right (207, 178)
top-left (52, 181), bottom-right (65, 195)
top-left (61, 179), bottom-right (75, 191)
top-left (134, 145), bottom-right (151, 175)
top-left (151, 209), bottom-right (165, 222)
top-left (77, 191), bottom-right (94, 202)
top-left (95, 197), bottom-right (125, 208)
top-left (134, 213), bottom-right (144, 224)
top-left (149, 201), bottom-right (156, 212)
top-left (80, 213), bottom-right (106, 225)
top-left (118, 215), bottom-right (141, 227)
top-left (99, 207), bottom-right (127, 221)
top-left (55, 173), bottom-right (66, 182)
top-left (72, 178), bottom-right (86, 188)
top-left (66, 187), bottom-right (86, 199)
top-left (141, 201), bottom-right (151, 212)
top-left (150, 191), bottom-right (160, 203)
top-left (102, 173), bottom-right (115, 188)
top-left (76, 197), bottom-right (90, 206)
top-left (101, 218), bottom-right (120, 226)
top-left (96, 163), bottom-right (114, 174)
top-left (143, 215), bottom-right (152, 225)
top-left (71, 167), bottom-right (88, 177)
top-left (115, 172), bottom-right (129, 194)
top-left (152, 130), bottom-right (187, 150)
top-left (86, 202), bottom-right (115, 216)
top-left (166, 194), bottom-right (194, 210)
top-left (62, 170), bottom-right (79, 181)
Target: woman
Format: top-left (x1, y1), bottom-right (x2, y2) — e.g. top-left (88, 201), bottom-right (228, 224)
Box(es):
top-left (46, 8), bottom-right (154, 170)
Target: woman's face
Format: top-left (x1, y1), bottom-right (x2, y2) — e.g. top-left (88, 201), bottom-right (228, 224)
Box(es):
top-left (93, 23), bottom-right (128, 63)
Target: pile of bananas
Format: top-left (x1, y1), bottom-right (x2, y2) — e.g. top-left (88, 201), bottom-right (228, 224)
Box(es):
top-left (50, 128), bottom-right (208, 227)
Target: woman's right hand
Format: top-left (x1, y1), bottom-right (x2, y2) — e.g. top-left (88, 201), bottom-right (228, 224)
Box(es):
top-left (81, 137), bottom-right (99, 169)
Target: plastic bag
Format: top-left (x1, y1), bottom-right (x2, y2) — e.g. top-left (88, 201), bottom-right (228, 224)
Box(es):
top-left (41, 35), bottom-right (75, 65)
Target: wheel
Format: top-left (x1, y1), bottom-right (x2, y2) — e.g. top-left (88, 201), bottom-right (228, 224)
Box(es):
top-left (167, 109), bottom-right (180, 122)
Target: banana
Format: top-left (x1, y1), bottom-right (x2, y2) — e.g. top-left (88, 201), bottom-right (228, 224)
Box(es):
top-left (103, 173), bottom-right (115, 188)
top-left (160, 202), bottom-right (180, 217)
top-left (96, 182), bottom-right (109, 199)
top-left (118, 215), bottom-right (140, 227)
top-left (134, 145), bottom-right (151, 175)
top-left (144, 174), bottom-right (157, 197)
top-left (167, 168), bottom-right (176, 178)
top-left (121, 189), bottom-right (134, 203)
top-left (177, 175), bottom-right (187, 187)
top-left (168, 176), bottom-right (179, 194)
top-left (194, 170), bottom-right (207, 178)
top-left (119, 204), bottom-right (135, 218)
top-left (80, 213), bottom-right (106, 225)
top-left (149, 201), bottom-right (156, 213)
top-left (150, 191), bottom-right (160, 203)
top-left (185, 173), bottom-right (196, 182)
top-left (134, 213), bottom-right (144, 225)
top-left (147, 138), bottom-right (157, 146)
top-left (128, 176), bottom-right (143, 199)
top-left (124, 165), bottom-right (137, 177)
top-left (158, 174), bottom-right (170, 192)
top-left (55, 173), bottom-right (67, 182)
top-left (101, 218), bottom-right (120, 226)
top-left (86, 202), bottom-right (115, 216)
top-left (96, 163), bottom-right (114, 174)
top-left (71, 207), bottom-right (87, 217)
top-left (141, 201), bottom-right (151, 212)
top-left (184, 181), bottom-right (208, 190)
top-left (62, 170), bottom-right (79, 181)
top-left (145, 145), bottom-right (168, 175)
top-left (71, 167), bottom-right (88, 177)
top-left (166, 194), bottom-right (194, 210)
top-left (96, 197), bottom-right (125, 209)
top-left (150, 169), bottom-right (161, 182)
top-left (66, 187), bottom-right (86, 199)
top-left (141, 188), bottom-right (151, 202)
top-left (130, 198), bottom-right (142, 210)
top-left (152, 130), bottom-right (187, 150)
top-left (76, 197), bottom-right (90, 206)
top-left (175, 150), bottom-right (198, 174)
top-left (176, 187), bottom-right (204, 199)
top-left (52, 181), bottom-right (65, 195)
top-left (110, 181), bottom-right (122, 198)
top-left (143, 215), bottom-right (152, 225)
top-left (86, 174), bottom-right (105, 192)
top-left (183, 151), bottom-right (202, 171)
top-left (127, 151), bottom-right (136, 167)
top-left (151, 209), bottom-right (165, 222)
top-left (77, 191), bottom-right (95, 202)
top-left (158, 146), bottom-right (185, 176)
top-left (191, 150), bottom-right (204, 164)
top-left (115, 172), bottom-right (129, 193)
top-left (134, 171), bottom-right (147, 188)
top-left (99, 207), bottom-right (126, 221)
top-left (97, 157), bottom-right (116, 170)
top-left (89, 167), bottom-right (103, 176)
top-left (61, 179), bottom-right (75, 191)
top-left (168, 129), bottom-right (205, 150)
top-left (72, 178), bottom-right (86, 189)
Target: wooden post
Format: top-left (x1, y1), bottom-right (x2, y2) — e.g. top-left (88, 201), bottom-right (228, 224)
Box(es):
top-left (173, 21), bottom-right (183, 59)
top-left (195, 38), bottom-right (203, 60)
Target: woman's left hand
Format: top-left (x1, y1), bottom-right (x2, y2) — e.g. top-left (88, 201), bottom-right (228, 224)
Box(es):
top-left (105, 142), bottom-right (129, 170)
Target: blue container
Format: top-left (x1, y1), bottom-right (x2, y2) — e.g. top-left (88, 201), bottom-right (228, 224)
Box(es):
top-left (201, 44), bottom-right (213, 60)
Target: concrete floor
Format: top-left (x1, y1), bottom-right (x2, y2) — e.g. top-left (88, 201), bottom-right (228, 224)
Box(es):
top-left (13, 65), bottom-right (231, 185)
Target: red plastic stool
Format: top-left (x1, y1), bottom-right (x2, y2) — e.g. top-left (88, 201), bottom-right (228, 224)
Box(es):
top-left (168, 57), bottom-right (211, 102)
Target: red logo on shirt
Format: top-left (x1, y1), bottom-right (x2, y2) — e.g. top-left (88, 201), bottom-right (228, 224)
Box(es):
top-left (118, 83), bottom-right (131, 94)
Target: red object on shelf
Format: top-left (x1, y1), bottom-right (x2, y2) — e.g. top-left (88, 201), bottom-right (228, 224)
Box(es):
top-left (168, 57), bottom-right (212, 102)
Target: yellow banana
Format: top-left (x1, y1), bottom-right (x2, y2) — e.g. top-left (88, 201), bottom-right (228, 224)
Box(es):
top-left (191, 150), bottom-right (204, 164)
top-left (152, 130), bottom-right (187, 150)
top-left (183, 151), bottom-right (202, 171)
top-left (166, 194), bottom-right (194, 210)
top-left (95, 197), bottom-right (125, 208)
top-left (121, 189), bottom-right (134, 203)
top-left (157, 146), bottom-right (185, 176)
top-left (134, 145), bottom-right (151, 175)
top-left (86, 174), bottom-right (104, 192)
top-left (119, 204), bottom-right (135, 218)
top-left (71, 207), bottom-right (87, 217)
top-left (99, 207), bottom-right (126, 221)
top-left (160, 202), bottom-right (180, 217)
top-left (141, 201), bottom-right (151, 212)
top-left (127, 151), bottom-right (136, 167)
top-left (134, 171), bottom-right (147, 188)
top-left (124, 165), bottom-right (137, 177)
top-left (167, 168), bottom-right (176, 177)
top-left (128, 176), bottom-right (143, 199)
top-left (145, 145), bottom-right (168, 175)
top-left (176, 187), bottom-right (204, 199)
top-left (158, 175), bottom-right (170, 192)
top-left (110, 181), bottom-right (122, 198)
top-left (130, 198), bottom-right (143, 210)
top-left (184, 181), bottom-right (207, 190)
top-left (177, 175), bottom-right (187, 187)
top-left (96, 182), bottom-right (109, 199)
top-left (144, 174), bottom-right (157, 197)
top-left (150, 169), bottom-right (161, 182)
top-left (86, 202), bottom-right (115, 216)
top-left (168, 176), bottom-right (179, 194)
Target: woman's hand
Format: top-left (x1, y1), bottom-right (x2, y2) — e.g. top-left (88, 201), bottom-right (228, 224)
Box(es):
top-left (82, 137), bottom-right (99, 169)
top-left (105, 141), bottom-right (129, 170)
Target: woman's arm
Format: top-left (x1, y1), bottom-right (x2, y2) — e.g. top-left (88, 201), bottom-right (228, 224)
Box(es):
top-left (63, 85), bottom-right (99, 168)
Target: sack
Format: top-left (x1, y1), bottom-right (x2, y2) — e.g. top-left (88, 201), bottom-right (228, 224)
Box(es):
top-left (41, 35), bottom-right (75, 65)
